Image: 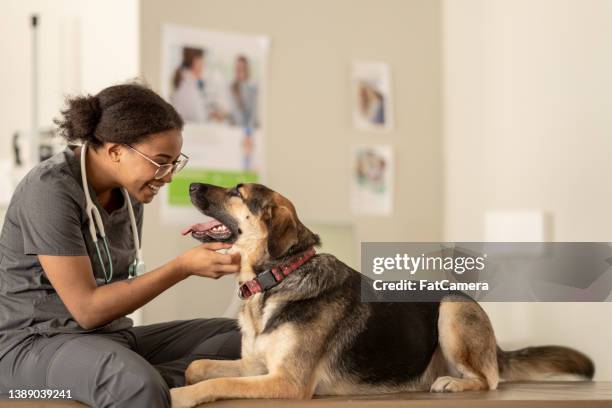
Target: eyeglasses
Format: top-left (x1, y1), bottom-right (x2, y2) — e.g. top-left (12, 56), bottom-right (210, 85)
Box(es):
top-left (124, 144), bottom-right (189, 180)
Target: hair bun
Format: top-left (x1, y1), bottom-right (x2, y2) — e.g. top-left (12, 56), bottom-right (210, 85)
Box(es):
top-left (86, 95), bottom-right (102, 125)
top-left (54, 94), bottom-right (103, 146)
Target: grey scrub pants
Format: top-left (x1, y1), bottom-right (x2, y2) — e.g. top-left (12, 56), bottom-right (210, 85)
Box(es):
top-left (0, 318), bottom-right (241, 407)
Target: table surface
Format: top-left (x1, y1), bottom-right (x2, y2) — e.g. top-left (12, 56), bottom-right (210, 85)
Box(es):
top-left (1, 381), bottom-right (612, 407)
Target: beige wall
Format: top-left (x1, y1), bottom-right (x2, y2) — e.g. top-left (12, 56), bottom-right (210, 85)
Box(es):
top-left (443, 0), bottom-right (612, 380)
top-left (139, 0), bottom-right (443, 321)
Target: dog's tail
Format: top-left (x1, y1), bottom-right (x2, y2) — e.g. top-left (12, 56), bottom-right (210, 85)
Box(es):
top-left (497, 345), bottom-right (594, 381)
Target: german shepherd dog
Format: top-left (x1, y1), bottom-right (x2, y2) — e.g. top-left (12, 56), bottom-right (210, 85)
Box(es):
top-left (170, 183), bottom-right (594, 407)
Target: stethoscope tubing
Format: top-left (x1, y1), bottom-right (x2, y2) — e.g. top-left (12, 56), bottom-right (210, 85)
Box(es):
top-left (80, 142), bottom-right (144, 283)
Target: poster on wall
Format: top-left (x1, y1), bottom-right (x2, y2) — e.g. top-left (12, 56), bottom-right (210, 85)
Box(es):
top-left (350, 145), bottom-right (394, 215)
top-left (160, 24), bottom-right (269, 224)
top-left (351, 61), bottom-right (394, 132)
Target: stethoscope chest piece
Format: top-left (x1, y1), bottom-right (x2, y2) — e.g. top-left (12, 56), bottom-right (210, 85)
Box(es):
top-left (129, 258), bottom-right (146, 278)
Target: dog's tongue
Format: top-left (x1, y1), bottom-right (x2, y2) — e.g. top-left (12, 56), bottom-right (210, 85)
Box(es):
top-left (181, 219), bottom-right (223, 236)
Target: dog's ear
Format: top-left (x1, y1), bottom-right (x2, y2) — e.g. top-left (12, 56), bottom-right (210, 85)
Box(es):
top-left (265, 205), bottom-right (298, 259)
top-left (264, 204), bottom-right (321, 259)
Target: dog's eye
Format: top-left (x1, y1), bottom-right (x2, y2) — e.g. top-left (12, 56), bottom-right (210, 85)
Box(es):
top-left (228, 188), bottom-right (243, 199)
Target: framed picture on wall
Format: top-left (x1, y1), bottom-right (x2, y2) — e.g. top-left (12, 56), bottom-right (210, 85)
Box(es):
top-left (350, 145), bottom-right (394, 215)
top-left (351, 61), bottom-right (394, 132)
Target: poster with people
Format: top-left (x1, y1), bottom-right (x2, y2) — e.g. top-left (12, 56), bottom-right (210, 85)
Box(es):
top-left (160, 24), bottom-right (269, 223)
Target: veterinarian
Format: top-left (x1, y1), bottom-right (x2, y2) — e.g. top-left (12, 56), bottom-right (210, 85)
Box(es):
top-left (0, 83), bottom-right (242, 407)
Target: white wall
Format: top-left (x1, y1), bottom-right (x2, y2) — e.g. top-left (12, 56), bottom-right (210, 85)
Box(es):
top-left (1, 0), bottom-right (139, 160)
top-left (443, 0), bottom-right (612, 380)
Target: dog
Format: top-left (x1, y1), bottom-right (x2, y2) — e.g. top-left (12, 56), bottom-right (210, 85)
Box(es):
top-left (170, 182), bottom-right (594, 407)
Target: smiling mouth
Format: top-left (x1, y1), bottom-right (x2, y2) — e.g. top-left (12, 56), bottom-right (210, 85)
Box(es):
top-left (146, 183), bottom-right (161, 194)
top-left (181, 218), bottom-right (233, 241)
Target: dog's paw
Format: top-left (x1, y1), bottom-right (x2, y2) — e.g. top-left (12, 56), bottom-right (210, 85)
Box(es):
top-left (171, 385), bottom-right (215, 407)
top-left (170, 386), bottom-right (196, 408)
top-left (185, 360), bottom-right (205, 385)
top-left (430, 376), bottom-right (464, 393)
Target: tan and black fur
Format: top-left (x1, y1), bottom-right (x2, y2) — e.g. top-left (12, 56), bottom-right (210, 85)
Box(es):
top-left (170, 183), bottom-right (594, 407)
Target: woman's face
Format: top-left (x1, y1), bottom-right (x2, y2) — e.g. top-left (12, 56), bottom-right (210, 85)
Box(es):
top-left (235, 59), bottom-right (248, 81)
top-left (191, 56), bottom-right (204, 78)
top-left (117, 129), bottom-right (183, 204)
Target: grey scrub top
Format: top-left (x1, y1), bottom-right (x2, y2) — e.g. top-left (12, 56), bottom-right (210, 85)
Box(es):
top-left (0, 146), bottom-right (143, 360)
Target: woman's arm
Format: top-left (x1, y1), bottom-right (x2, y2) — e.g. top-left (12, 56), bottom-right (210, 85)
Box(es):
top-left (38, 242), bottom-right (239, 330)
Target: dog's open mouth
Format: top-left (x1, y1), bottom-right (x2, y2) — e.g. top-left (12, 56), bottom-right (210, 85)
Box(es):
top-left (181, 218), bottom-right (234, 242)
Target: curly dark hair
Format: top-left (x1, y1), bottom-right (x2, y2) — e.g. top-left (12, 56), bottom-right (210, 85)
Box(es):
top-left (55, 82), bottom-right (184, 148)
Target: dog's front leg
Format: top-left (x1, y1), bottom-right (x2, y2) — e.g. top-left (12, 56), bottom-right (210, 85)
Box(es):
top-left (171, 374), bottom-right (311, 408)
top-left (185, 356), bottom-right (266, 384)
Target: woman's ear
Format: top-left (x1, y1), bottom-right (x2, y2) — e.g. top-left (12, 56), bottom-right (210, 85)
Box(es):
top-left (106, 143), bottom-right (123, 162)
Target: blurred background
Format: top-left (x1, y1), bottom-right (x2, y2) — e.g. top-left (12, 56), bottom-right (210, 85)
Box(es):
top-left (1, 0), bottom-right (611, 380)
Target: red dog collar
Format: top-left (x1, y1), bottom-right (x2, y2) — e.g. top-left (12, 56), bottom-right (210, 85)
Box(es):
top-left (238, 247), bottom-right (316, 300)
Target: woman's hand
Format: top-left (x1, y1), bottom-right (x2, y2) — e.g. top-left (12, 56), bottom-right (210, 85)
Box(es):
top-left (175, 242), bottom-right (241, 279)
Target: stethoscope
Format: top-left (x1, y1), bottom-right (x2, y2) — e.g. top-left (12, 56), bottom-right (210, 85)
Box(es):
top-left (80, 142), bottom-right (146, 284)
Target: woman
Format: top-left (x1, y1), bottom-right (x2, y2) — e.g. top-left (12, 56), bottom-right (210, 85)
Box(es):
top-left (229, 55), bottom-right (258, 129)
top-left (0, 83), bottom-right (241, 407)
top-left (170, 47), bottom-right (208, 122)
top-left (171, 47), bottom-right (225, 123)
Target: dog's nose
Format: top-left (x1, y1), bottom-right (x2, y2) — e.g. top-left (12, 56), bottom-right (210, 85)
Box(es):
top-left (189, 183), bottom-right (207, 193)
